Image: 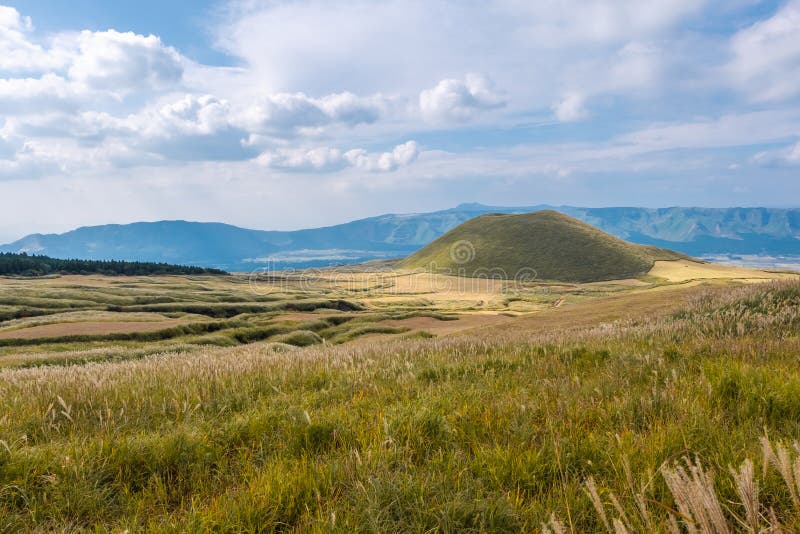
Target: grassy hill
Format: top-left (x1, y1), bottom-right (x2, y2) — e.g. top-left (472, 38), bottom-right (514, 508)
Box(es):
top-left (400, 210), bottom-right (684, 282)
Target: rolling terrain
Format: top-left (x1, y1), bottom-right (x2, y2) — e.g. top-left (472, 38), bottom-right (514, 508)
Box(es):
top-left (0, 213), bottom-right (799, 531)
top-left (0, 263), bottom-right (799, 530)
top-left (3, 204), bottom-right (800, 271)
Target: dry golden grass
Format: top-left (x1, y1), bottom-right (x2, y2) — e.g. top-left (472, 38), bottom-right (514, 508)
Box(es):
top-left (384, 314), bottom-right (511, 332)
top-left (0, 271), bottom-right (800, 530)
top-left (648, 259), bottom-right (792, 283)
top-left (0, 311), bottom-right (193, 332)
top-left (0, 318), bottom-right (192, 340)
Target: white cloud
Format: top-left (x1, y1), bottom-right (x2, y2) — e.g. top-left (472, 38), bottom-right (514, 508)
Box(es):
top-left (216, 0), bottom-right (703, 114)
top-left (345, 140), bottom-right (419, 171)
top-left (789, 141), bottom-right (800, 163)
top-left (608, 42), bottom-right (661, 90)
top-left (86, 93), bottom-right (264, 162)
top-left (0, 14), bottom-right (186, 110)
top-left (616, 110), bottom-right (800, 152)
top-left (237, 91), bottom-right (386, 134)
top-left (67, 30), bottom-right (184, 93)
top-left (751, 141), bottom-right (800, 167)
top-left (419, 74), bottom-right (505, 122)
top-left (0, 131), bottom-right (23, 160)
top-left (0, 6), bottom-right (65, 72)
top-left (0, 74), bottom-right (84, 114)
top-left (2, 0), bottom-right (800, 238)
top-left (552, 92), bottom-right (588, 122)
top-left (257, 140), bottom-right (419, 172)
top-left (257, 146), bottom-right (347, 172)
top-left (728, 0), bottom-right (800, 101)
top-left (134, 94), bottom-right (256, 161)
top-left (551, 40), bottom-right (662, 120)
top-left (144, 94), bottom-right (233, 137)
top-left (0, 6), bottom-right (30, 30)
top-left (501, 0), bottom-right (705, 46)
top-left (0, 130), bottom-right (59, 181)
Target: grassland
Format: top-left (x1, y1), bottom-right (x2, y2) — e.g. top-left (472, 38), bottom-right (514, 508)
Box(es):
top-left (0, 262), bottom-right (799, 531)
top-left (400, 211), bottom-right (684, 283)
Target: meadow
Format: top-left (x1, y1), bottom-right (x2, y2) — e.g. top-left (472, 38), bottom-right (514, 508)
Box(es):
top-left (0, 262), bottom-right (799, 531)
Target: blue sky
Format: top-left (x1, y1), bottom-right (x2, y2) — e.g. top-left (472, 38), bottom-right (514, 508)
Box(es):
top-left (0, 0), bottom-right (799, 242)
top-left (7, 1), bottom-right (228, 63)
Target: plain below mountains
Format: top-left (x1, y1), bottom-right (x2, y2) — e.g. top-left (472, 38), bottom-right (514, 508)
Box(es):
top-left (2, 204), bottom-right (799, 271)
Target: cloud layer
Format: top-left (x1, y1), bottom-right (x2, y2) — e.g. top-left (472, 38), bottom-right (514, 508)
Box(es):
top-left (0, 1), bottom-right (799, 241)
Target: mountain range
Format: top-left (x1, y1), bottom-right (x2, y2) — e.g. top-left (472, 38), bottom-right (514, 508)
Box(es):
top-left (2, 203), bottom-right (799, 271)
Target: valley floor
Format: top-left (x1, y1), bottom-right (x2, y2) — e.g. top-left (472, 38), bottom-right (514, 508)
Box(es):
top-left (0, 261), bottom-right (799, 531)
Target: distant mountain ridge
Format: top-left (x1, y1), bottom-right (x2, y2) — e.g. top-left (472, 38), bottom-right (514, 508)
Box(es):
top-left (2, 203), bottom-right (799, 271)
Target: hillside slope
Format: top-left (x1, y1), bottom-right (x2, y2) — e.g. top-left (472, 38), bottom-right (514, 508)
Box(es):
top-left (400, 210), bottom-right (683, 282)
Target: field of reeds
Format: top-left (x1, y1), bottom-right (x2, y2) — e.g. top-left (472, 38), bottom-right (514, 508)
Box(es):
top-left (0, 273), bottom-right (484, 370)
top-left (0, 275), bottom-right (799, 531)
top-left (0, 267), bottom-right (682, 371)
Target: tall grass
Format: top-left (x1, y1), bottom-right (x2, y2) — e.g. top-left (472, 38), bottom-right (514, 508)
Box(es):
top-left (0, 280), bottom-right (798, 531)
top-left (556, 436), bottom-right (800, 533)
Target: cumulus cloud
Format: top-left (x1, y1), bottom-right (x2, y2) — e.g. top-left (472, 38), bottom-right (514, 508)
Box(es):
top-left (0, 6), bottom-right (30, 30)
top-left (0, 9), bottom-right (186, 111)
top-left (0, 74), bottom-right (84, 114)
top-left (144, 94), bottom-right (233, 137)
top-left (237, 91), bottom-right (386, 135)
top-left (728, 0), bottom-right (800, 101)
top-left (0, 6), bottom-right (66, 72)
top-left (419, 74), bottom-right (505, 122)
top-left (85, 91), bottom-right (388, 161)
top-left (256, 146), bottom-right (348, 172)
top-left (344, 140), bottom-right (419, 171)
top-left (257, 140), bottom-right (419, 172)
top-left (0, 131), bottom-right (57, 181)
top-left (0, 2), bottom-right (712, 177)
top-left (67, 30), bottom-right (184, 93)
top-left (118, 94), bottom-right (256, 161)
top-left (2, 0), bottom-right (799, 231)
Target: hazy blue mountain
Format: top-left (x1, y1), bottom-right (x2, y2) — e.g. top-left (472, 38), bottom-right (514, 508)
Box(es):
top-left (2, 204), bottom-right (799, 271)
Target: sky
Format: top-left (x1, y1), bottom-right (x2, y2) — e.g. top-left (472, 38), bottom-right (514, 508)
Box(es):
top-left (1, 0), bottom-right (799, 242)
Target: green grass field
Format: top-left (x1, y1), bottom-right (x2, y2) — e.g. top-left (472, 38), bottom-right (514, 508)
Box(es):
top-left (1, 269), bottom-right (800, 531)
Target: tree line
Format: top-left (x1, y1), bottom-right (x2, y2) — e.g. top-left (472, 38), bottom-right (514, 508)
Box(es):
top-left (0, 253), bottom-right (226, 277)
